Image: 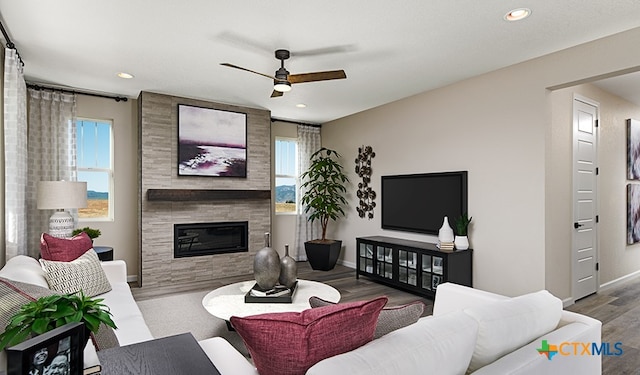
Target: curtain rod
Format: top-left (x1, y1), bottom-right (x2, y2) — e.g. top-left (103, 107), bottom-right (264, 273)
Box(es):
top-left (0, 19), bottom-right (23, 66)
top-left (27, 83), bottom-right (128, 103)
top-left (271, 118), bottom-right (321, 128)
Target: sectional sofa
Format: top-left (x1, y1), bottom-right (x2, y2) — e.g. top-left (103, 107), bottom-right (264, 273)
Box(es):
top-left (0, 255), bottom-right (601, 374)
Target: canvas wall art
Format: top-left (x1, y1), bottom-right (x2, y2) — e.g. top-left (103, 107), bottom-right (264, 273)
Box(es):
top-left (178, 104), bottom-right (247, 177)
top-left (628, 184), bottom-right (640, 244)
top-left (627, 119), bottom-right (640, 179)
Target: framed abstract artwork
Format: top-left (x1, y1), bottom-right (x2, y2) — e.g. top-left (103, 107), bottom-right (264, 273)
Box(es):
top-left (627, 118), bottom-right (640, 180)
top-left (6, 322), bottom-right (84, 375)
top-left (177, 104), bottom-right (247, 177)
top-left (628, 184), bottom-right (640, 244)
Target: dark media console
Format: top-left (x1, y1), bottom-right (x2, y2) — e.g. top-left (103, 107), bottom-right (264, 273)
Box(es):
top-left (356, 236), bottom-right (472, 298)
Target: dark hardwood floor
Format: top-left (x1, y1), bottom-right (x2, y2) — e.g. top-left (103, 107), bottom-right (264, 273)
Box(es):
top-left (132, 262), bottom-right (640, 374)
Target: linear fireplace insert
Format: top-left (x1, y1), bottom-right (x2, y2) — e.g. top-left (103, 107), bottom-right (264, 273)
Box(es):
top-left (174, 221), bottom-right (248, 258)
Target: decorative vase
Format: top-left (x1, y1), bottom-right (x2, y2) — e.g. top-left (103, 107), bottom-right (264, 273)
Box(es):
top-left (454, 235), bottom-right (469, 250)
top-left (438, 216), bottom-right (454, 243)
top-left (253, 233), bottom-right (281, 290)
top-left (279, 244), bottom-right (297, 288)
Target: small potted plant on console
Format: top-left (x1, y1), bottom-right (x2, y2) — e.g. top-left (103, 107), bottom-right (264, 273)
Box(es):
top-left (454, 213), bottom-right (472, 250)
top-left (72, 226), bottom-right (101, 243)
top-left (300, 147), bottom-right (349, 271)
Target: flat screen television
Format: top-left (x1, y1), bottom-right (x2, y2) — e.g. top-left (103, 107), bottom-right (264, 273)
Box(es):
top-left (381, 171), bottom-right (467, 235)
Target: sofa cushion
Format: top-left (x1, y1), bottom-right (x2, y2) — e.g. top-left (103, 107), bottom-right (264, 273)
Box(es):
top-left (309, 296), bottom-right (425, 338)
top-left (39, 249), bottom-right (112, 297)
top-left (230, 296), bottom-right (387, 375)
top-left (40, 232), bottom-right (93, 262)
top-left (307, 311), bottom-right (479, 375)
top-left (0, 255), bottom-right (49, 288)
top-left (463, 290), bottom-right (562, 373)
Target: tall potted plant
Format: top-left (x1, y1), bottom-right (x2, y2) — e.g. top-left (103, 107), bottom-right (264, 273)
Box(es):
top-left (300, 147), bottom-right (349, 270)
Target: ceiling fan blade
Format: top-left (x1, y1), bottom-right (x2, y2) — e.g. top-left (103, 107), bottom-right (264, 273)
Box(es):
top-left (288, 70), bottom-right (347, 84)
top-left (220, 63), bottom-right (276, 80)
top-left (271, 90), bottom-right (284, 98)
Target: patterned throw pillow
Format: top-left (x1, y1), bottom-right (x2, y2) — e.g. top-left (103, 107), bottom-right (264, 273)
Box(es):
top-left (230, 296), bottom-right (387, 375)
top-left (40, 232), bottom-right (93, 262)
top-left (0, 277), bottom-right (119, 350)
top-left (39, 249), bottom-right (112, 297)
top-left (309, 296), bottom-right (426, 338)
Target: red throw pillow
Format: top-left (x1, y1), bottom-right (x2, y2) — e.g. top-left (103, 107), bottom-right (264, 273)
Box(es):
top-left (230, 296), bottom-right (387, 375)
top-left (40, 232), bottom-right (93, 261)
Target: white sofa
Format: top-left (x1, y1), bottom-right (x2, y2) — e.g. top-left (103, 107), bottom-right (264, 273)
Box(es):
top-left (202, 283), bottom-right (603, 375)
top-left (0, 256), bottom-right (602, 375)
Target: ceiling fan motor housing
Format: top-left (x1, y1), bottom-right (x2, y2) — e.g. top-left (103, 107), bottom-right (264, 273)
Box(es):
top-left (275, 49), bottom-right (291, 60)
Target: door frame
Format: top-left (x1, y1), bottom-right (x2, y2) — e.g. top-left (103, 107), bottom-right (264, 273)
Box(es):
top-left (571, 93), bottom-right (600, 302)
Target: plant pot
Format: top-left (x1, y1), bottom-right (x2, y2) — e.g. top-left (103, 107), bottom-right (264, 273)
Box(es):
top-left (304, 240), bottom-right (342, 271)
top-left (454, 235), bottom-right (469, 250)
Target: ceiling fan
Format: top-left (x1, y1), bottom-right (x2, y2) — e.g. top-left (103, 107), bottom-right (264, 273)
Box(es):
top-left (221, 49), bottom-right (347, 97)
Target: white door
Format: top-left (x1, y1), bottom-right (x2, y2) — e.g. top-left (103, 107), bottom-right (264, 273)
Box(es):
top-left (572, 96), bottom-right (599, 301)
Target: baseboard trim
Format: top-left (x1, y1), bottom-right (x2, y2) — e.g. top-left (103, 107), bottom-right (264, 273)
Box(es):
top-left (338, 259), bottom-right (356, 269)
top-left (599, 269), bottom-right (640, 292)
top-left (127, 275), bottom-right (138, 283)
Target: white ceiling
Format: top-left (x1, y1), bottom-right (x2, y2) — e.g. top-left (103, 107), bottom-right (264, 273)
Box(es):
top-left (1, 1), bottom-right (640, 123)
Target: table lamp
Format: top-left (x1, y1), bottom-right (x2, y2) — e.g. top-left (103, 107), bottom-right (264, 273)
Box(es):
top-left (37, 181), bottom-right (88, 239)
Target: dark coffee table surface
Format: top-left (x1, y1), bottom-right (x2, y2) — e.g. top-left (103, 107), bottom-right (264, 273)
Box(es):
top-left (97, 333), bottom-right (220, 375)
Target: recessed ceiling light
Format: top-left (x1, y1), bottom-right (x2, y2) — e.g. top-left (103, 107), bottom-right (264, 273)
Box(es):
top-left (117, 72), bottom-right (134, 79)
top-left (504, 8), bottom-right (531, 21)
top-left (296, 103), bottom-right (307, 108)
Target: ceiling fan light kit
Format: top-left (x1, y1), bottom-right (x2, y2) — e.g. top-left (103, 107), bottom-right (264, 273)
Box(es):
top-left (274, 81), bottom-right (291, 92)
top-left (221, 48), bottom-right (347, 97)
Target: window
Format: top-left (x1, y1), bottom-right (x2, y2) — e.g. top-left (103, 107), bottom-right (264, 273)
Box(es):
top-left (76, 118), bottom-right (113, 220)
top-left (275, 138), bottom-right (297, 214)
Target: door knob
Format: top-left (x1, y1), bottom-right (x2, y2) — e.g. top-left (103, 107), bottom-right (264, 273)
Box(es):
top-left (574, 222), bottom-right (584, 229)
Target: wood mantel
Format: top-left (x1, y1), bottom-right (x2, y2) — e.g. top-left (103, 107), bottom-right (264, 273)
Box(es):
top-left (147, 189), bottom-right (271, 201)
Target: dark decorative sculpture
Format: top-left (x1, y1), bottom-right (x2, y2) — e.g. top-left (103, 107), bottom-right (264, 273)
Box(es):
top-left (279, 244), bottom-right (297, 288)
top-left (253, 232), bottom-right (281, 290)
top-left (355, 145), bottom-right (376, 219)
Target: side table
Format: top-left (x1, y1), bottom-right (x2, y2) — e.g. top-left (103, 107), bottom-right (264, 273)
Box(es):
top-left (97, 333), bottom-right (221, 375)
top-left (93, 246), bottom-right (114, 261)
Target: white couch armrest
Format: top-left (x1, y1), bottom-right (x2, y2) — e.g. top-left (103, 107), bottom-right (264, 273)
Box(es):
top-left (433, 282), bottom-right (509, 316)
top-left (100, 260), bottom-right (127, 284)
top-left (198, 337), bottom-right (258, 375)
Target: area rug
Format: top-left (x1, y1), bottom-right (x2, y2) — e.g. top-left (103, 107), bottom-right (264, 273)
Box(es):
top-left (136, 289), bottom-right (249, 356)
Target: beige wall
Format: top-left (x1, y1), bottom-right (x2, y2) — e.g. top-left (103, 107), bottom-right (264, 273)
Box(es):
top-left (546, 83), bottom-right (640, 299)
top-left (75, 95), bottom-right (139, 279)
top-left (321, 26), bottom-right (640, 298)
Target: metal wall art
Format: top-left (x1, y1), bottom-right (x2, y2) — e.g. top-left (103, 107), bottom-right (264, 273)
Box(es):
top-left (355, 146), bottom-right (376, 219)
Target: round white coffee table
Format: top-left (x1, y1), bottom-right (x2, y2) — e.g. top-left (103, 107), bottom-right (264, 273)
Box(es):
top-left (202, 279), bottom-right (340, 321)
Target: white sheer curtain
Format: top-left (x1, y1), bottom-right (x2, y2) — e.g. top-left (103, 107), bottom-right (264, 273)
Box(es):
top-left (26, 89), bottom-right (77, 256)
top-left (3, 48), bottom-right (28, 261)
top-left (295, 125), bottom-right (321, 261)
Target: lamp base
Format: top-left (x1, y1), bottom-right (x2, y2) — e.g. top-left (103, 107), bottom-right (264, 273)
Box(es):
top-left (48, 211), bottom-right (75, 239)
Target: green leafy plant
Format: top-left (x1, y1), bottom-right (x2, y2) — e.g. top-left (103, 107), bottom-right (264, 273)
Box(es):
top-left (0, 293), bottom-right (116, 351)
top-left (454, 213), bottom-right (473, 236)
top-left (72, 227), bottom-right (101, 239)
top-left (300, 147), bottom-right (349, 242)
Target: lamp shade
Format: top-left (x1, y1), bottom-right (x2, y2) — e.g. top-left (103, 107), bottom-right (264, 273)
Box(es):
top-left (37, 181), bottom-right (88, 210)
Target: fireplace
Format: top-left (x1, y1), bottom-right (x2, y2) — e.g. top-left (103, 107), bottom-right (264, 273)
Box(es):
top-left (174, 221), bottom-right (248, 258)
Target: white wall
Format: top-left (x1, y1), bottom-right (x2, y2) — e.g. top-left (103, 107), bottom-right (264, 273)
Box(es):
top-left (75, 95), bottom-right (139, 279)
top-left (321, 26), bottom-right (640, 298)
